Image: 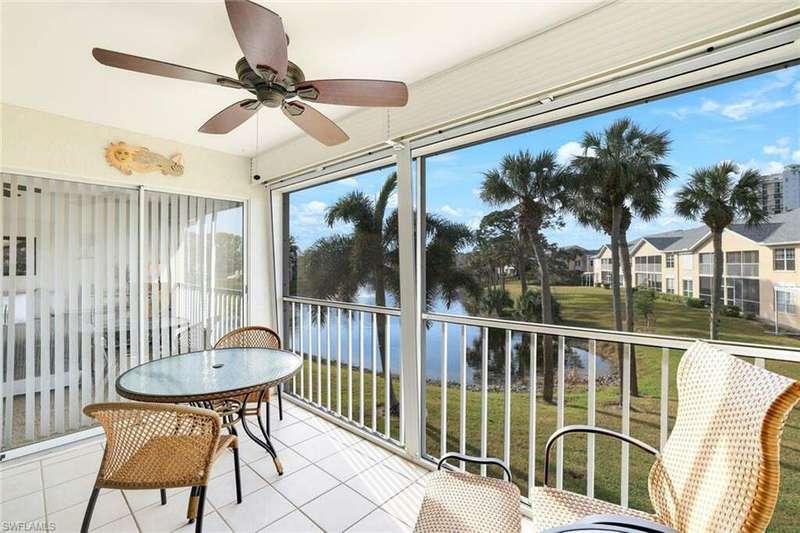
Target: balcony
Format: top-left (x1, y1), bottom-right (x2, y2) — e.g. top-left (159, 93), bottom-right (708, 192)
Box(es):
top-left (2, 303), bottom-right (799, 532)
top-left (3, 2), bottom-right (800, 532)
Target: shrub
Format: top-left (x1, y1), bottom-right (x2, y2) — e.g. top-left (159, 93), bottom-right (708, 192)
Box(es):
top-left (686, 297), bottom-right (705, 309)
top-left (655, 292), bottom-right (684, 304)
top-left (634, 289), bottom-right (657, 330)
top-left (479, 287), bottom-right (513, 317)
top-left (723, 304), bottom-right (741, 317)
top-left (743, 312), bottom-right (756, 321)
top-left (513, 289), bottom-right (562, 323)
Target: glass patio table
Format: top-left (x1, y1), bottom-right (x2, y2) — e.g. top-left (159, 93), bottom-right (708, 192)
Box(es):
top-left (116, 348), bottom-right (302, 475)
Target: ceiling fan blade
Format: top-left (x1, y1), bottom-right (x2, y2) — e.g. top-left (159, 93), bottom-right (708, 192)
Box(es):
top-left (283, 102), bottom-right (349, 146)
top-left (296, 79), bottom-right (409, 107)
top-left (225, 0), bottom-right (288, 81)
top-left (199, 99), bottom-right (260, 134)
top-left (92, 48), bottom-right (243, 89)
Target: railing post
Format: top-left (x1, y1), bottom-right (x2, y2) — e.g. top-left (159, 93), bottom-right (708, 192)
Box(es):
top-left (397, 142), bottom-right (421, 459)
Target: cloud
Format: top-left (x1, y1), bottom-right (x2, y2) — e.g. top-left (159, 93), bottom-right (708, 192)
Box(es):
top-left (763, 137), bottom-right (800, 162)
top-left (439, 205), bottom-right (463, 217)
top-left (738, 158), bottom-right (784, 175)
top-left (336, 177), bottom-right (359, 187)
top-left (656, 69), bottom-right (800, 122)
top-left (700, 99), bottom-right (720, 112)
top-left (764, 144), bottom-right (790, 159)
top-left (292, 200), bottom-right (329, 229)
top-left (304, 200), bottom-right (327, 214)
top-left (437, 204), bottom-right (485, 229)
top-left (712, 98), bottom-right (793, 121)
top-left (556, 141), bottom-right (583, 166)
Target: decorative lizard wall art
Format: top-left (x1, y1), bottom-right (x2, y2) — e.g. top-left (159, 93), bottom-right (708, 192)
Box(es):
top-left (105, 141), bottom-right (184, 176)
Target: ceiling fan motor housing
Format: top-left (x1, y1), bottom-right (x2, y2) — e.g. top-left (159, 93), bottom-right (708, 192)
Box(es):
top-left (235, 56), bottom-right (305, 107)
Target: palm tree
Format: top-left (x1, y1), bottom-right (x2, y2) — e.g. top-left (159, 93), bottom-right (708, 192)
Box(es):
top-left (570, 117), bottom-right (674, 397)
top-left (300, 172), bottom-right (478, 410)
top-left (674, 162), bottom-right (767, 339)
top-left (480, 149), bottom-right (568, 403)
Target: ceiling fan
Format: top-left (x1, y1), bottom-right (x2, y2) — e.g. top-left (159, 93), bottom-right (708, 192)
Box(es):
top-left (91, 0), bottom-right (409, 146)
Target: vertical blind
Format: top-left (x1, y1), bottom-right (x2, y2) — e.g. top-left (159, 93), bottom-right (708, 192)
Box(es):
top-left (143, 192), bottom-right (245, 361)
top-left (1, 174), bottom-right (245, 451)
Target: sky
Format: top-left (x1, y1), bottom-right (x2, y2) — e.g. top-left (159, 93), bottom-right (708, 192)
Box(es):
top-left (290, 64), bottom-right (800, 251)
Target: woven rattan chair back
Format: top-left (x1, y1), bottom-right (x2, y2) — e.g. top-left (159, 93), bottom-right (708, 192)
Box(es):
top-left (214, 326), bottom-right (281, 350)
top-left (85, 402), bottom-right (222, 490)
top-left (648, 341), bottom-right (800, 532)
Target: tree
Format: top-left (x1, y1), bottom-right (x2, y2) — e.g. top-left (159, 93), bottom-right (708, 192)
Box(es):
top-left (570, 117), bottom-right (674, 397)
top-left (473, 209), bottom-right (523, 291)
top-left (674, 162), bottom-right (767, 339)
top-left (300, 172), bottom-right (478, 410)
top-left (480, 150), bottom-right (568, 403)
top-left (634, 289), bottom-right (656, 330)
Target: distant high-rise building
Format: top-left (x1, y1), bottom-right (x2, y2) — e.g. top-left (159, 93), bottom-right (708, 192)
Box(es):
top-left (759, 165), bottom-right (800, 214)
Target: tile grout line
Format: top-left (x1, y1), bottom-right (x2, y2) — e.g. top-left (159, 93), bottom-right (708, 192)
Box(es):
top-left (119, 490), bottom-right (145, 533)
top-left (38, 460), bottom-right (48, 524)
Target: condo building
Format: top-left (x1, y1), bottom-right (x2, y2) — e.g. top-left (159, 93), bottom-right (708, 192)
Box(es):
top-left (760, 164), bottom-right (800, 215)
top-left (591, 209), bottom-right (800, 330)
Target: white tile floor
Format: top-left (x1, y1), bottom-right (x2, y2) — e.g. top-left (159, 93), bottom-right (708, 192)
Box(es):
top-left (0, 401), bottom-right (534, 532)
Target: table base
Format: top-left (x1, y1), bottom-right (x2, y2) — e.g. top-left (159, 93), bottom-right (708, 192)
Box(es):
top-left (237, 387), bottom-right (284, 475)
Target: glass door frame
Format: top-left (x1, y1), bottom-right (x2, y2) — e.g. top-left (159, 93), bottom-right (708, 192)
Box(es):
top-left (1, 167), bottom-right (251, 461)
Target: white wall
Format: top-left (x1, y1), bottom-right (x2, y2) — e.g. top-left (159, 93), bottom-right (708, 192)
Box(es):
top-left (0, 103), bottom-right (274, 328)
top-left (254, 0), bottom-right (799, 181)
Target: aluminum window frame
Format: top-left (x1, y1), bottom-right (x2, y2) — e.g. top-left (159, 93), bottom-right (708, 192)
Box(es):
top-left (265, 25), bottom-right (800, 471)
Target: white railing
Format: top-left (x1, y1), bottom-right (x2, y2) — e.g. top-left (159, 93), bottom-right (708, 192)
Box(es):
top-left (280, 295), bottom-right (800, 514)
top-left (174, 283), bottom-right (244, 346)
top-left (420, 311), bottom-right (800, 511)
top-left (283, 296), bottom-right (403, 446)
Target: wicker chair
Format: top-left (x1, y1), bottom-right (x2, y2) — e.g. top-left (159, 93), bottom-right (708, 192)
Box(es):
top-left (81, 403), bottom-right (242, 533)
top-left (415, 453), bottom-right (521, 532)
top-left (214, 326), bottom-right (283, 435)
top-left (531, 341), bottom-right (800, 533)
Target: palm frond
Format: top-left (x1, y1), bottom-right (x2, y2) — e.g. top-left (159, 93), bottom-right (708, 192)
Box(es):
top-left (325, 191), bottom-right (375, 231)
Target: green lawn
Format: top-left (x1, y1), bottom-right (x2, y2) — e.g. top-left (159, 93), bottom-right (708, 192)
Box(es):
top-left (295, 286), bottom-right (800, 531)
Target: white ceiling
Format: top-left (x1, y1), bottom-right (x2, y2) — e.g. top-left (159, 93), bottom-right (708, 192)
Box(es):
top-left (1, 1), bottom-right (601, 157)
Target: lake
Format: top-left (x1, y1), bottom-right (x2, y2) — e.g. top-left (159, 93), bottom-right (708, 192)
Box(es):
top-left (286, 290), bottom-right (614, 386)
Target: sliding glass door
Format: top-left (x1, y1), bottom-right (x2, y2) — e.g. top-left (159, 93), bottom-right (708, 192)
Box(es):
top-left (1, 174), bottom-right (139, 449)
top-left (143, 192), bottom-right (245, 360)
top-left (1, 174), bottom-right (245, 453)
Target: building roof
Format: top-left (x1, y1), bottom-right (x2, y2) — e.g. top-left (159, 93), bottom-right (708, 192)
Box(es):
top-left (592, 209), bottom-right (800, 257)
top-left (726, 208), bottom-right (800, 245)
top-left (560, 245), bottom-right (599, 256)
top-left (640, 226), bottom-right (710, 252)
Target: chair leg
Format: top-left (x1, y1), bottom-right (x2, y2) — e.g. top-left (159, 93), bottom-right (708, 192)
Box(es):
top-left (187, 486), bottom-right (198, 523)
top-left (194, 486), bottom-right (207, 533)
top-left (80, 488), bottom-right (100, 533)
top-left (278, 384), bottom-right (283, 421)
top-left (232, 445), bottom-right (242, 504)
top-left (160, 489), bottom-right (167, 505)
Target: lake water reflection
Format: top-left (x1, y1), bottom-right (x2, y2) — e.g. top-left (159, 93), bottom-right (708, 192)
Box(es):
top-left (286, 291), bottom-right (614, 386)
